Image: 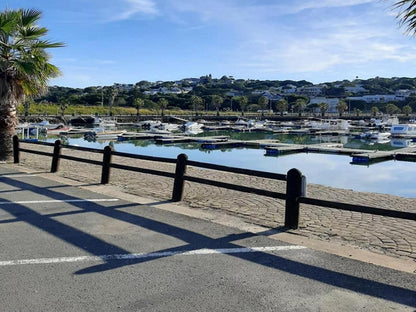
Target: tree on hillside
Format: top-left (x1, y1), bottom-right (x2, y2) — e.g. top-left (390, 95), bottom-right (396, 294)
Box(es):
top-left (276, 99), bottom-right (288, 116)
top-left (236, 96), bottom-right (248, 116)
top-left (135, 98), bottom-right (144, 117)
top-left (190, 95), bottom-right (203, 116)
top-left (385, 103), bottom-right (400, 115)
top-left (0, 9), bottom-right (63, 160)
top-left (318, 102), bottom-right (329, 117)
top-left (211, 95), bottom-right (223, 116)
top-left (158, 98), bottom-right (168, 117)
top-left (257, 96), bottom-right (269, 117)
top-left (402, 104), bottom-right (412, 116)
top-left (336, 100), bottom-right (348, 117)
top-left (107, 86), bottom-right (118, 116)
top-left (294, 99), bottom-right (307, 116)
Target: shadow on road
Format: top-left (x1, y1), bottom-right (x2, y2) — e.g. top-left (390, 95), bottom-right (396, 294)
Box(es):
top-left (0, 172), bottom-right (415, 308)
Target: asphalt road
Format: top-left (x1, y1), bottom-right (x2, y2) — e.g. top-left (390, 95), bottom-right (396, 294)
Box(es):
top-left (0, 166), bottom-right (415, 311)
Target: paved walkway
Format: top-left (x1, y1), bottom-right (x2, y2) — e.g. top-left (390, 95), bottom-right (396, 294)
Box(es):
top-left (12, 142), bottom-right (416, 263)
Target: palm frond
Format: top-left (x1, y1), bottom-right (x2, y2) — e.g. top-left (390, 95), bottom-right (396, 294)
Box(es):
top-left (19, 9), bottom-right (42, 27)
top-left (393, 0), bottom-right (416, 35)
top-left (0, 8), bottom-right (64, 98)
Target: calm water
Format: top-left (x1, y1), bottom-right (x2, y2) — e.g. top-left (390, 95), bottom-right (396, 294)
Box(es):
top-left (43, 130), bottom-right (416, 198)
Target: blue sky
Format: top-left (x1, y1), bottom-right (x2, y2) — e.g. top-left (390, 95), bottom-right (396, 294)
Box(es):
top-left (4, 0), bottom-right (416, 87)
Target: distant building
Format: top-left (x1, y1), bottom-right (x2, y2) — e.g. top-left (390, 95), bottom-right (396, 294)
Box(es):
top-left (297, 86), bottom-right (324, 97)
top-left (344, 85), bottom-right (369, 94)
top-left (309, 97), bottom-right (340, 113)
top-left (347, 94), bottom-right (399, 103)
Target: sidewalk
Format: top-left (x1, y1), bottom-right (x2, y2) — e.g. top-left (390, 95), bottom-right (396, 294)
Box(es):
top-left (12, 142), bottom-right (416, 265)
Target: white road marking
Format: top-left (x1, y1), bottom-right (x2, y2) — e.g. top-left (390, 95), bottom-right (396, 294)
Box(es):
top-left (0, 246), bottom-right (306, 266)
top-left (0, 174), bottom-right (38, 178)
top-left (0, 198), bottom-right (119, 205)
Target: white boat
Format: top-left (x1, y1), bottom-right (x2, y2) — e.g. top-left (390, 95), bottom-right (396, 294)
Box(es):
top-left (390, 124), bottom-right (416, 137)
top-left (360, 131), bottom-right (390, 140)
top-left (235, 118), bottom-right (249, 127)
top-left (184, 121), bottom-right (204, 131)
top-left (150, 122), bottom-right (180, 132)
top-left (99, 117), bottom-right (117, 128)
top-left (390, 138), bottom-right (416, 148)
top-left (307, 119), bottom-right (349, 131)
top-left (369, 116), bottom-right (399, 128)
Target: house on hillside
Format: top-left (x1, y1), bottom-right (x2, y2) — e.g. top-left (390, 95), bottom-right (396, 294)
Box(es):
top-left (346, 94), bottom-right (398, 103)
top-left (344, 85), bottom-right (369, 94)
top-left (309, 97), bottom-right (340, 113)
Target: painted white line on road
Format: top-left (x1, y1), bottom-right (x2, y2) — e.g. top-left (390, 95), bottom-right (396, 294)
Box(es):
top-left (0, 246), bottom-right (306, 266)
top-left (0, 174), bottom-right (38, 178)
top-left (0, 198), bottom-right (119, 205)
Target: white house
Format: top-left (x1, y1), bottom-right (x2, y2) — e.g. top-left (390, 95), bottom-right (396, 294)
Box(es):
top-left (344, 85), bottom-right (369, 94)
top-left (309, 97), bottom-right (340, 113)
top-left (347, 94), bottom-right (398, 103)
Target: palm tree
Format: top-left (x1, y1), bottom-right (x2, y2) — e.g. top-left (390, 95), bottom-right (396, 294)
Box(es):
top-left (211, 95), bottom-right (223, 116)
top-left (237, 96), bottom-right (248, 116)
top-left (276, 99), bottom-right (288, 116)
top-left (293, 99), bottom-right (306, 116)
top-left (336, 100), bottom-right (348, 117)
top-left (190, 95), bottom-right (203, 117)
top-left (0, 8), bottom-right (63, 160)
top-left (158, 98), bottom-right (168, 117)
top-left (393, 0), bottom-right (416, 35)
top-left (257, 96), bottom-right (269, 117)
top-left (318, 102), bottom-right (329, 117)
top-left (402, 105), bottom-right (412, 116)
top-left (107, 86), bottom-right (118, 116)
top-left (371, 106), bottom-right (379, 117)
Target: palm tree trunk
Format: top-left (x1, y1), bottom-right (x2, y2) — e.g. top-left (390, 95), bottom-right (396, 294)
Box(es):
top-left (0, 96), bottom-right (19, 161)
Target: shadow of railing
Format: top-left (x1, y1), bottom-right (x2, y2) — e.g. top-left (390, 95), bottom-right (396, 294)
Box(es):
top-left (0, 173), bottom-right (414, 308)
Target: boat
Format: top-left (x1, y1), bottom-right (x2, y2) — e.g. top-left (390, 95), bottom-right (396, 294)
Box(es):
top-left (390, 138), bottom-right (416, 148)
top-left (306, 119), bottom-right (349, 131)
top-left (70, 116), bottom-right (100, 126)
top-left (390, 123), bottom-right (416, 137)
top-left (84, 129), bottom-right (127, 141)
top-left (369, 116), bottom-right (399, 128)
top-left (360, 131), bottom-right (390, 140)
top-left (46, 124), bottom-right (72, 135)
top-left (183, 121), bottom-right (204, 131)
top-left (150, 122), bottom-right (180, 133)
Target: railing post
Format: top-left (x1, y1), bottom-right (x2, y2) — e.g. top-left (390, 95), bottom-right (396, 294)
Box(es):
top-left (13, 135), bottom-right (19, 164)
top-left (101, 145), bottom-right (113, 184)
top-left (172, 153), bottom-right (188, 202)
top-left (285, 168), bottom-right (304, 229)
top-left (51, 140), bottom-right (61, 173)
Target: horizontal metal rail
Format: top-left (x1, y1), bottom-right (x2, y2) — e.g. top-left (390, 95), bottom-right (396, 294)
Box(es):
top-left (112, 150), bottom-right (177, 164)
top-left (59, 154), bottom-right (103, 166)
top-left (299, 197), bottom-right (416, 221)
top-left (187, 160), bottom-right (287, 181)
top-left (61, 144), bottom-right (104, 154)
top-left (110, 163), bottom-right (176, 178)
top-left (18, 148), bottom-right (53, 157)
top-left (184, 175), bottom-right (287, 200)
top-left (20, 140), bottom-right (55, 147)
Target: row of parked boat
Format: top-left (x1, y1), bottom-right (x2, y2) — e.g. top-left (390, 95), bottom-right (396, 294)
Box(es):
top-left (15, 115), bottom-right (416, 143)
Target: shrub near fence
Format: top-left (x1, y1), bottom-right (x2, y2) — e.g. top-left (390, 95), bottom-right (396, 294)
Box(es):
top-left (12, 136), bottom-right (416, 230)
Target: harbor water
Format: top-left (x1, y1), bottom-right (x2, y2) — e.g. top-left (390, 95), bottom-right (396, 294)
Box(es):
top-left (41, 130), bottom-right (416, 198)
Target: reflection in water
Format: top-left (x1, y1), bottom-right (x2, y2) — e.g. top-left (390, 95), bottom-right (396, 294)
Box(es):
top-left (40, 131), bottom-right (416, 198)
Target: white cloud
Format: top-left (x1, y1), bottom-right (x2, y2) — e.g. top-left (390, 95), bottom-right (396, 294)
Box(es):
top-left (112, 0), bottom-right (159, 21)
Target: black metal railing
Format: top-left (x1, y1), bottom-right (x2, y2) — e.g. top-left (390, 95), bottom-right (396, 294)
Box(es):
top-left (13, 136), bottom-right (416, 229)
